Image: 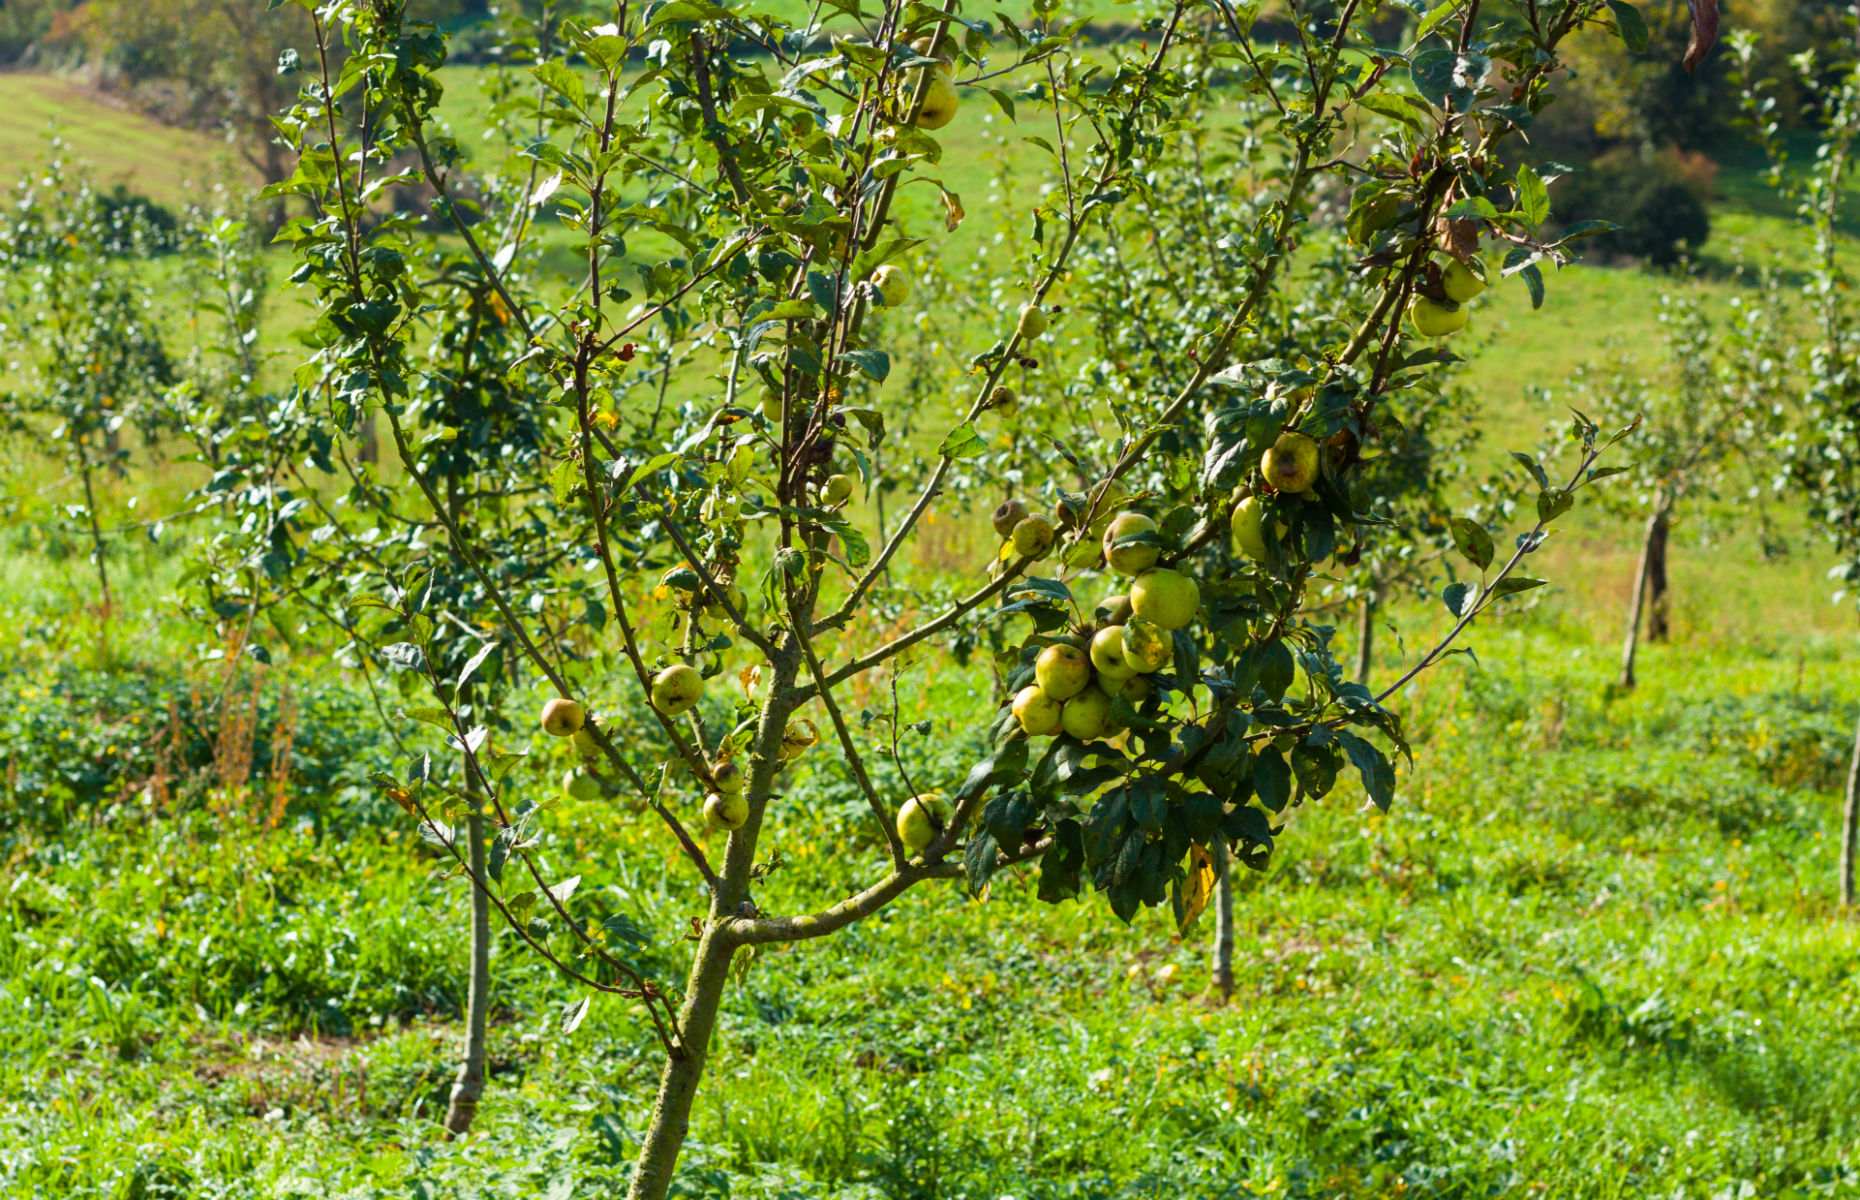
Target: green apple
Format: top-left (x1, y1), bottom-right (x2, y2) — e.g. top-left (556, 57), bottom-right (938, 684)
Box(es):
top-left (1260, 432), bottom-right (1320, 495)
top-left (569, 729), bottom-right (600, 759)
top-left (703, 583), bottom-right (745, 621)
top-left (872, 263), bottom-right (911, 307)
top-left (987, 385), bottom-right (1018, 417)
top-left (704, 790), bottom-right (748, 831)
top-left (1119, 674), bottom-right (1153, 703)
top-left (1131, 568), bottom-right (1200, 631)
top-left (759, 387), bottom-right (782, 423)
top-left (915, 71), bottom-right (959, 130)
top-left (1012, 685), bottom-right (1064, 736)
top-left (1090, 626), bottom-right (1138, 681)
top-left (1441, 256), bottom-right (1486, 303)
top-left (563, 770), bottom-right (602, 802)
top-left (1010, 513), bottom-right (1056, 560)
top-left (1231, 494), bottom-right (1270, 561)
top-left (1121, 619), bottom-right (1173, 674)
top-left (992, 498), bottom-right (1028, 540)
top-left (1410, 295), bottom-right (1469, 337)
top-left (1061, 685), bottom-right (1114, 740)
top-left (910, 35), bottom-right (955, 73)
top-left (823, 474), bottom-right (855, 505)
top-left (896, 791), bottom-right (954, 853)
top-left (1100, 593), bottom-right (1134, 625)
top-left (1016, 303), bottom-right (1049, 340)
top-left (540, 698), bottom-right (584, 737)
top-left (1101, 512), bottom-right (1160, 576)
top-left (1035, 643), bottom-right (1092, 701)
top-left (711, 760), bottom-right (745, 794)
top-left (650, 664), bottom-right (704, 715)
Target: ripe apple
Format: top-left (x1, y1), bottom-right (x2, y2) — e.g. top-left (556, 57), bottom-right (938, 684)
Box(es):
top-left (1120, 619), bottom-right (1173, 674)
top-left (992, 498), bottom-right (1028, 539)
top-left (711, 760), bottom-right (745, 794)
top-left (1011, 513), bottom-right (1055, 559)
top-left (540, 698), bottom-right (585, 737)
top-left (1035, 643), bottom-right (1092, 701)
top-left (1441, 256), bottom-right (1486, 303)
top-left (823, 474), bottom-right (855, 505)
top-left (1061, 685), bottom-right (1113, 740)
top-left (650, 664), bottom-right (704, 715)
top-left (1130, 568), bottom-right (1200, 631)
top-left (1012, 685), bottom-right (1064, 736)
top-left (1260, 432), bottom-right (1320, 495)
top-left (1101, 512), bottom-right (1160, 576)
top-left (1410, 295), bottom-right (1469, 337)
top-left (704, 790), bottom-right (748, 832)
top-left (563, 770), bottom-right (602, 802)
top-left (872, 264), bottom-right (911, 307)
top-left (1016, 303), bottom-right (1049, 340)
top-left (897, 791), bottom-right (954, 853)
top-left (1090, 626), bottom-right (1137, 681)
top-left (916, 72), bottom-right (959, 130)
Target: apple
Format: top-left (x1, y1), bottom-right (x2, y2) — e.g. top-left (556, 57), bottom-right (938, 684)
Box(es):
top-left (780, 721), bottom-right (816, 762)
top-left (823, 474), bottom-right (855, 505)
top-left (897, 791), bottom-right (954, 853)
top-left (916, 71), bottom-right (959, 130)
top-left (711, 759), bottom-right (745, 794)
top-left (1442, 256), bottom-right (1486, 303)
top-left (1035, 643), bottom-right (1092, 701)
top-left (570, 729), bottom-right (600, 759)
top-left (1119, 674), bottom-right (1153, 702)
top-left (1130, 568), bottom-right (1199, 631)
top-left (1260, 432), bottom-right (1320, 495)
top-left (987, 385), bottom-right (1018, 417)
top-left (1231, 494), bottom-right (1270, 561)
top-left (1016, 303), bottom-right (1049, 340)
top-left (759, 387), bottom-right (782, 423)
top-left (909, 35), bottom-right (955, 73)
top-left (540, 698), bottom-right (584, 737)
top-left (872, 263), bottom-right (911, 307)
top-left (650, 664), bottom-right (704, 715)
top-left (563, 769), bottom-right (603, 802)
top-left (1410, 295), bottom-right (1469, 337)
top-left (1100, 593), bottom-right (1134, 625)
top-left (1090, 625), bottom-right (1138, 681)
top-left (703, 583), bottom-right (745, 621)
top-left (1121, 619), bottom-right (1173, 674)
top-left (992, 498), bottom-right (1029, 539)
top-left (1154, 963), bottom-right (1180, 988)
top-left (704, 790), bottom-right (748, 831)
top-left (1010, 513), bottom-right (1055, 560)
top-left (1101, 512), bottom-right (1160, 576)
top-left (1012, 685), bottom-right (1064, 736)
top-left (1061, 685), bottom-right (1114, 740)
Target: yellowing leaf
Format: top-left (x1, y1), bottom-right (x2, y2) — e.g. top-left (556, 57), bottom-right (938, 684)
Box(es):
top-left (1177, 843), bottom-right (1216, 936)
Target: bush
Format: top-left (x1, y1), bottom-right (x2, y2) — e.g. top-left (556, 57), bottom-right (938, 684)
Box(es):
top-left (1554, 150), bottom-right (1710, 264)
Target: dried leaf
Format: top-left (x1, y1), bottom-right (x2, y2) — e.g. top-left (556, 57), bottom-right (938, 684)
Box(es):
top-left (1177, 843), bottom-right (1217, 936)
top-left (1434, 215), bottom-right (1480, 265)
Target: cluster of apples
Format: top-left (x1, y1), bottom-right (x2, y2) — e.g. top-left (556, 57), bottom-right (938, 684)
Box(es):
top-left (1002, 508), bottom-right (1202, 741)
top-left (1407, 255), bottom-right (1486, 338)
top-left (1230, 429), bottom-right (1319, 558)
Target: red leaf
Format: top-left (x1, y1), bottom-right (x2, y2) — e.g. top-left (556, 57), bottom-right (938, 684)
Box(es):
top-left (1683, 0), bottom-right (1719, 74)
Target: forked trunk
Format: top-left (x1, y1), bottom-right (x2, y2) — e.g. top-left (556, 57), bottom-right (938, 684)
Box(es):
top-left (1210, 839), bottom-right (1235, 1002)
top-left (1842, 712), bottom-right (1860, 910)
top-left (444, 810), bottom-right (491, 1133)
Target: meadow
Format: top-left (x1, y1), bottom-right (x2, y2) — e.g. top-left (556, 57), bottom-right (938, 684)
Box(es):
top-left (2, 34), bottom-right (1860, 1200)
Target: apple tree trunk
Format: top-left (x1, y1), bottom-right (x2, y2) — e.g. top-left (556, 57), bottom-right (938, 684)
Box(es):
top-left (1354, 591), bottom-right (1376, 684)
top-left (444, 809), bottom-right (491, 1134)
top-left (1210, 839), bottom-right (1235, 1002)
top-left (1842, 711), bottom-right (1860, 909)
top-left (1645, 508), bottom-right (1670, 643)
top-left (1619, 498), bottom-right (1669, 691)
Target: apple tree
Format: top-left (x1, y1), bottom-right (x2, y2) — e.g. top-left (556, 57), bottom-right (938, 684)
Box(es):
top-left (235, 0), bottom-right (1674, 1191)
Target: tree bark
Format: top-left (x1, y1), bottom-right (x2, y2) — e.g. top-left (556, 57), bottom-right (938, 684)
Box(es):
top-left (444, 809), bottom-right (491, 1134)
top-left (1619, 500), bottom-right (1667, 690)
top-left (1842, 711), bottom-right (1860, 910)
top-left (626, 657), bottom-right (799, 1200)
top-left (1645, 507), bottom-right (1670, 643)
top-left (1210, 839), bottom-right (1234, 1002)
top-left (1354, 591), bottom-right (1376, 684)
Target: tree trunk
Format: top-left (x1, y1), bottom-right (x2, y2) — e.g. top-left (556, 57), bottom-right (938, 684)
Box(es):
top-left (626, 661), bottom-right (798, 1200)
top-left (79, 458), bottom-right (113, 666)
top-left (1619, 502), bottom-right (1665, 690)
top-left (1645, 508), bottom-right (1670, 644)
top-left (1210, 839), bottom-right (1234, 1002)
top-left (1354, 591), bottom-right (1376, 684)
top-left (357, 413), bottom-right (380, 464)
top-left (1842, 711), bottom-right (1860, 910)
top-left (444, 810), bottom-right (491, 1134)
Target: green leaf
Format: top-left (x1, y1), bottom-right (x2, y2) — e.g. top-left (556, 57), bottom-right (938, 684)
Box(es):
top-left (1537, 487), bottom-right (1574, 523)
top-left (531, 62), bottom-right (588, 111)
top-left (1514, 163), bottom-right (1549, 226)
top-left (1490, 576), bottom-right (1548, 598)
top-left (400, 705), bottom-right (452, 728)
top-left (1252, 749), bottom-right (1291, 813)
top-left (1607, 0), bottom-right (1650, 53)
top-left (939, 423), bottom-right (985, 459)
top-left (964, 830), bottom-right (999, 897)
top-left (1449, 516), bottom-right (1494, 570)
top-left (1442, 581), bottom-right (1478, 618)
top-left (550, 459), bottom-right (580, 507)
top-left (1521, 262), bottom-right (1545, 310)
top-left (841, 349), bottom-right (890, 382)
top-left (560, 995), bottom-right (591, 1034)
top-left (1357, 93), bottom-right (1425, 131)
top-left (1335, 730), bottom-right (1396, 811)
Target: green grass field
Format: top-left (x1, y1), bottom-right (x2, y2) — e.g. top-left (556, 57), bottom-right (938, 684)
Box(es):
top-left (2, 64), bottom-right (1859, 1200)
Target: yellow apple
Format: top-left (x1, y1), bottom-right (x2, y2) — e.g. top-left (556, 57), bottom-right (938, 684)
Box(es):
top-left (1061, 685), bottom-right (1114, 740)
top-left (1035, 643), bottom-right (1092, 701)
top-left (1130, 568), bottom-right (1200, 631)
top-left (650, 664), bottom-right (703, 715)
top-left (1016, 303), bottom-right (1048, 340)
top-left (540, 698), bottom-right (584, 737)
top-left (1260, 432), bottom-right (1320, 495)
top-left (1441, 256), bottom-right (1486, 303)
top-left (704, 790), bottom-right (748, 831)
top-left (1410, 295), bottom-right (1469, 337)
top-left (1101, 511), bottom-right (1160, 576)
top-left (1012, 685), bottom-right (1064, 736)
top-left (897, 791), bottom-right (954, 853)
top-left (1010, 513), bottom-right (1055, 559)
top-left (1090, 626), bottom-right (1138, 681)
top-left (872, 263), bottom-right (911, 307)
